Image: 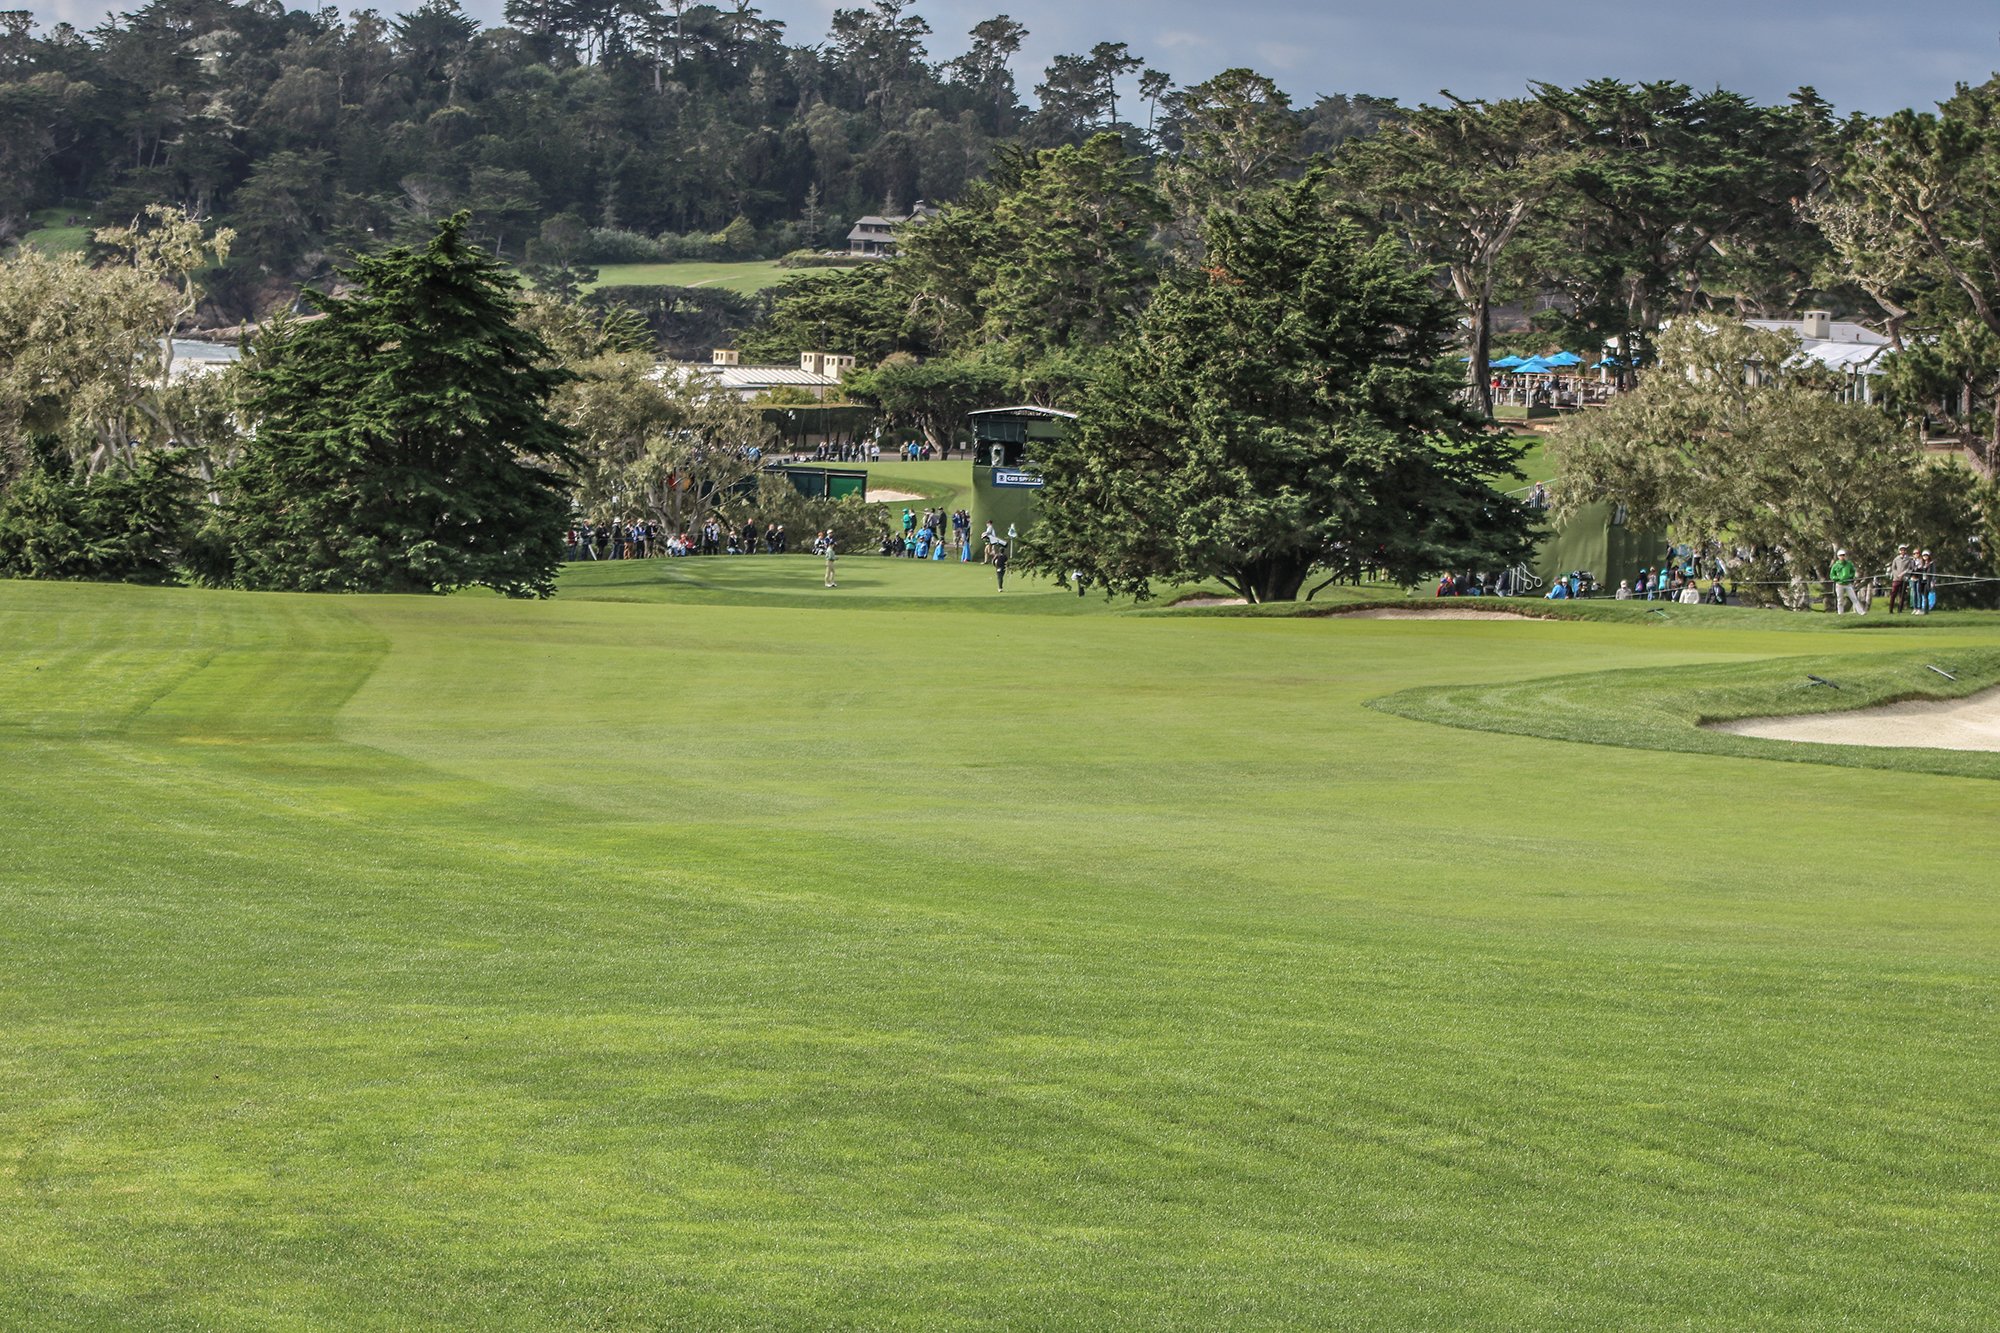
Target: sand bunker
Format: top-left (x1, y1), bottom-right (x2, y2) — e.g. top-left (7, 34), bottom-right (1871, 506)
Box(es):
top-left (1342, 607), bottom-right (1532, 621)
top-left (1710, 686), bottom-right (2000, 752)
top-left (1174, 596), bottom-right (1249, 608)
top-left (870, 488), bottom-right (929, 503)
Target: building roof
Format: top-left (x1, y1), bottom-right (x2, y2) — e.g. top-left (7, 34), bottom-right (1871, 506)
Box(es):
top-left (846, 205), bottom-right (939, 239)
top-left (1795, 341), bottom-right (1890, 375)
top-left (167, 338), bottom-right (240, 379)
top-left (664, 363), bottom-right (843, 391)
top-left (1744, 317), bottom-right (1888, 345)
top-left (1738, 319), bottom-right (1891, 376)
top-left (967, 405), bottom-right (1079, 420)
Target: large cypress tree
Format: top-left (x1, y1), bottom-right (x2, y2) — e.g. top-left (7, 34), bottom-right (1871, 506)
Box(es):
top-left (230, 215), bottom-right (577, 597)
top-left (1023, 172), bottom-right (1535, 603)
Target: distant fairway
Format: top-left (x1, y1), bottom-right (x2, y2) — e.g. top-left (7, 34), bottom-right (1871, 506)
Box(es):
top-left (13, 208), bottom-right (97, 257)
top-left (856, 458), bottom-right (974, 510)
top-left (3, 565), bottom-right (1999, 1327)
top-left (588, 260), bottom-right (852, 294)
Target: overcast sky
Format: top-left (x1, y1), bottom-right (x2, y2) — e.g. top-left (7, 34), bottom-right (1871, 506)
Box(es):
top-left (29, 0), bottom-right (2000, 115)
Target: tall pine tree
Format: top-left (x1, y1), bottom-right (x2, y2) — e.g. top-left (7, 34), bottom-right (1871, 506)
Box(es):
top-left (231, 215), bottom-right (578, 597)
top-left (1023, 172), bottom-right (1534, 603)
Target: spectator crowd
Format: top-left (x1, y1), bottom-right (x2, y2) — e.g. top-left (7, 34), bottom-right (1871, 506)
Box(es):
top-left (1528, 543), bottom-right (1947, 612)
top-left (880, 507), bottom-right (974, 560)
top-left (566, 518), bottom-right (793, 560)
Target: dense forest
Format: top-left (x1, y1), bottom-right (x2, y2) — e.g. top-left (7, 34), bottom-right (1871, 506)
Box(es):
top-left (0, 0), bottom-right (1395, 311)
top-left (0, 0), bottom-right (1928, 376)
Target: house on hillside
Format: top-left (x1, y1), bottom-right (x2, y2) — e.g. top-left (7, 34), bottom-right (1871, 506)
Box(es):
top-left (845, 201), bottom-right (940, 257)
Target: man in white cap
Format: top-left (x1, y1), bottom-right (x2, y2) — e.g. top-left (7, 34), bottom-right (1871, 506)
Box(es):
top-left (1829, 548), bottom-right (1860, 614)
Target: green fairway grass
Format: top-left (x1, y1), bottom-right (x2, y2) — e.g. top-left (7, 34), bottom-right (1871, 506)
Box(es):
top-left (558, 545), bottom-right (1101, 611)
top-left (1504, 433), bottom-right (1549, 488)
top-left (855, 458), bottom-right (974, 511)
top-left (588, 260), bottom-right (851, 295)
top-left (4, 567), bottom-right (1999, 1327)
top-left (1374, 642), bottom-right (2000, 778)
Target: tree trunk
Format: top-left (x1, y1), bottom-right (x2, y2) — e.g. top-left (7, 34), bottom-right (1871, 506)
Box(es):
top-left (1987, 399), bottom-right (2000, 481)
top-left (1232, 556), bottom-right (1312, 603)
top-left (1451, 263), bottom-right (1494, 418)
top-left (1469, 288), bottom-right (1494, 418)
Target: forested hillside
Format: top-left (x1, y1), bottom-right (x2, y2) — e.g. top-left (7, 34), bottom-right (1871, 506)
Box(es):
top-left (0, 0), bottom-right (1392, 314)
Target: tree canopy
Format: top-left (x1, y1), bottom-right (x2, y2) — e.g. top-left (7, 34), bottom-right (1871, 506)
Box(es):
top-left (229, 214), bottom-right (578, 596)
top-left (1549, 320), bottom-right (1996, 597)
top-left (1021, 173), bottom-right (1534, 603)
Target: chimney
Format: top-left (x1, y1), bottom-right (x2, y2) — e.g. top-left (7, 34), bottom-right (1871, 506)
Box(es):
top-left (826, 354), bottom-right (856, 381)
top-left (712, 348), bottom-right (740, 366)
top-left (1801, 310), bottom-right (1832, 341)
top-left (800, 351), bottom-right (824, 376)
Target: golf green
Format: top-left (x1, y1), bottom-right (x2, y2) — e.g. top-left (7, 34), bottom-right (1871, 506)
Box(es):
top-left (3, 562), bottom-right (1996, 1328)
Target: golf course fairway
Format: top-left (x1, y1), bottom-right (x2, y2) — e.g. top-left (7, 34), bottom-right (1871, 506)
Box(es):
top-left (3, 560), bottom-right (1997, 1328)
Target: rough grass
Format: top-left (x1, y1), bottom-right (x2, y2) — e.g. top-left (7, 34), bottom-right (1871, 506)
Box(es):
top-left (588, 260), bottom-right (848, 294)
top-left (1486, 433), bottom-right (1548, 491)
top-left (3, 570), bottom-right (1999, 1328)
top-left (1178, 594), bottom-right (2000, 631)
top-left (1371, 644), bottom-right (2000, 779)
top-left (14, 207), bottom-right (96, 257)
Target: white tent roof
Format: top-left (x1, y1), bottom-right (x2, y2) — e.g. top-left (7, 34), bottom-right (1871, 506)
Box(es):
top-left (1796, 340), bottom-right (1889, 374)
top-left (1745, 317), bottom-right (1887, 346)
top-left (662, 363), bottom-right (842, 390)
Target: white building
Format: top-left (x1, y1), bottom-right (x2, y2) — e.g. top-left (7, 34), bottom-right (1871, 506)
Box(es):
top-left (167, 338), bottom-right (241, 380)
top-left (1744, 310), bottom-right (1890, 403)
top-left (663, 349), bottom-right (857, 401)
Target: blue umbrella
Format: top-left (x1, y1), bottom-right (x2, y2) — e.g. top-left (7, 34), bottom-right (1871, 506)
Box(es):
top-left (1544, 350), bottom-right (1583, 367)
top-left (1490, 354), bottom-right (1526, 369)
top-left (1513, 357), bottom-right (1554, 373)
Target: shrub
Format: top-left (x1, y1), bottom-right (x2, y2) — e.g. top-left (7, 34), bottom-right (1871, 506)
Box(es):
top-left (655, 230), bottom-right (727, 261)
top-left (777, 249), bottom-right (857, 269)
top-left (733, 477), bottom-right (888, 552)
top-left (714, 215), bottom-right (758, 258)
top-left (584, 227), bottom-right (666, 263)
top-left (0, 441), bottom-right (205, 584)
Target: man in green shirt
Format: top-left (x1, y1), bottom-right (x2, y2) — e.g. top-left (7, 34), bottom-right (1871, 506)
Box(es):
top-left (1830, 548), bottom-right (1862, 614)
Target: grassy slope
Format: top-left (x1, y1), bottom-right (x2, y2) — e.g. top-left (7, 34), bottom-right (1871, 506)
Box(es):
top-left (1375, 641), bottom-right (2000, 778)
top-left (2, 570), bottom-right (1998, 1328)
top-left (853, 458), bottom-right (973, 511)
top-left (588, 261), bottom-right (850, 295)
top-left (14, 208), bottom-right (96, 257)
top-left (1507, 435), bottom-right (1550, 487)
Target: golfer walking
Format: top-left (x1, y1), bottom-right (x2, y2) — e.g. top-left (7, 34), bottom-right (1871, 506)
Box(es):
top-left (1830, 548), bottom-right (1861, 614)
top-left (820, 530), bottom-right (838, 587)
top-left (993, 540), bottom-right (1010, 591)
